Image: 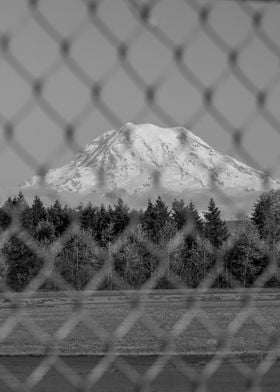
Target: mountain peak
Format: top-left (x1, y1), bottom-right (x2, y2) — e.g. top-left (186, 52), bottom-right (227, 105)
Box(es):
top-left (118, 122), bottom-right (211, 149)
top-left (24, 123), bottom-right (280, 200)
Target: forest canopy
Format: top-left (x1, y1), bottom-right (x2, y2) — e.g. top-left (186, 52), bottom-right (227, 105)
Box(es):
top-left (0, 190), bottom-right (279, 291)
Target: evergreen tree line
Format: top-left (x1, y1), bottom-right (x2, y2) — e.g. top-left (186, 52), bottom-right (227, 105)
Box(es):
top-left (0, 190), bottom-right (279, 291)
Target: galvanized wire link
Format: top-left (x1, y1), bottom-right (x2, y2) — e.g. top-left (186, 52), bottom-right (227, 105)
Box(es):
top-left (0, 0), bottom-right (280, 391)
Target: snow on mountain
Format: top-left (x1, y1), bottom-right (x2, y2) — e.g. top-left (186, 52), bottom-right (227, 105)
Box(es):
top-left (24, 123), bottom-right (280, 197)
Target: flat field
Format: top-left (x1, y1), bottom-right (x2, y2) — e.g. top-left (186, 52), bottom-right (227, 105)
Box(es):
top-left (0, 290), bottom-right (279, 391)
top-left (0, 289), bottom-right (280, 355)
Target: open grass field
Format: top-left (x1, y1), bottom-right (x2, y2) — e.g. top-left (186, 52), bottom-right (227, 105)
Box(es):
top-left (0, 290), bottom-right (279, 391)
top-left (0, 289), bottom-right (280, 355)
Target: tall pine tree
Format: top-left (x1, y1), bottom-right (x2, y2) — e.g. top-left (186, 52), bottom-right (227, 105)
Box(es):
top-left (171, 199), bottom-right (188, 230)
top-left (141, 197), bottom-right (170, 243)
top-left (21, 195), bottom-right (47, 234)
top-left (204, 198), bottom-right (229, 248)
top-left (80, 202), bottom-right (97, 233)
top-left (186, 201), bottom-right (204, 235)
top-left (111, 198), bottom-right (130, 236)
top-left (251, 190), bottom-right (280, 246)
top-left (47, 200), bottom-right (70, 237)
top-left (94, 204), bottom-right (110, 246)
top-left (0, 192), bottom-right (29, 231)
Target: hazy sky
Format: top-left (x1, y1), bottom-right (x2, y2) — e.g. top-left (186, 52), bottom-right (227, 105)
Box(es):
top-left (0, 0), bottom-right (280, 188)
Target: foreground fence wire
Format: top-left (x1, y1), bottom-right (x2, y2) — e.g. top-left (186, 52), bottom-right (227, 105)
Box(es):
top-left (0, 0), bottom-right (280, 391)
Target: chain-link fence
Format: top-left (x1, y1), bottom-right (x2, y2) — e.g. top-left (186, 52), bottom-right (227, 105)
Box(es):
top-left (0, 0), bottom-right (280, 391)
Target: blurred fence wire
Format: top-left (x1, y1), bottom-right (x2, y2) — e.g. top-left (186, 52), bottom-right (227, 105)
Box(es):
top-left (0, 0), bottom-right (280, 391)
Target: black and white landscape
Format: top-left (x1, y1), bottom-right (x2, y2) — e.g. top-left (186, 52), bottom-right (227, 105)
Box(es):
top-left (1, 1), bottom-right (280, 391)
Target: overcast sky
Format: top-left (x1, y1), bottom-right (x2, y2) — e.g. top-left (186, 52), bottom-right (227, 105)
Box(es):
top-left (0, 0), bottom-right (280, 188)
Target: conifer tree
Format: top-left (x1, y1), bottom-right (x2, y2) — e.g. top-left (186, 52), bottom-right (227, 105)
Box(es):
top-left (4, 196), bottom-right (15, 208)
top-left (204, 198), bottom-right (229, 248)
top-left (22, 196), bottom-right (47, 234)
top-left (111, 198), bottom-right (130, 236)
top-left (94, 204), bottom-right (110, 246)
top-left (172, 199), bottom-right (188, 230)
top-left (16, 192), bottom-right (28, 211)
top-left (174, 201), bottom-right (203, 254)
top-left (31, 196), bottom-right (47, 225)
top-left (0, 193), bottom-right (29, 231)
top-left (141, 197), bottom-right (170, 243)
top-left (47, 200), bottom-right (70, 237)
top-left (251, 191), bottom-right (273, 238)
top-left (141, 199), bottom-right (156, 240)
top-left (186, 201), bottom-right (204, 235)
top-left (80, 202), bottom-right (97, 233)
top-left (251, 190), bottom-right (280, 246)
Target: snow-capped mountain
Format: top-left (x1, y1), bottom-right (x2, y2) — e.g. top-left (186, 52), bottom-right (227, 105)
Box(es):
top-left (25, 123), bottom-right (279, 193)
top-left (23, 123), bottom-right (280, 216)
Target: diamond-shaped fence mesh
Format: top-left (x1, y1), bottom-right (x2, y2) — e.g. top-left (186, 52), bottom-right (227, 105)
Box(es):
top-left (0, 0), bottom-right (280, 391)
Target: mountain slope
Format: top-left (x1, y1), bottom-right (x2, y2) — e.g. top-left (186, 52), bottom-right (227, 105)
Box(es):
top-left (24, 123), bottom-right (280, 197)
